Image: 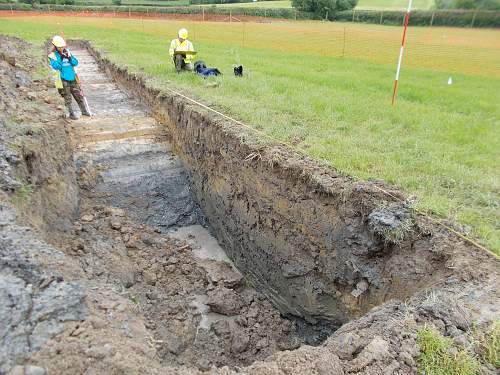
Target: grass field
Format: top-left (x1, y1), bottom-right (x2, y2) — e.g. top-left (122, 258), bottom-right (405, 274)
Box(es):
top-left (0, 16), bottom-right (498, 254)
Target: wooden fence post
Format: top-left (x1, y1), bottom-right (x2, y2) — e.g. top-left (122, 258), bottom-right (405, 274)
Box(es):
top-left (342, 26), bottom-right (346, 58)
top-left (430, 11), bottom-right (435, 26)
top-left (470, 10), bottom-right (477, 27)
top-left (379, 11), bottom-right (383, 24)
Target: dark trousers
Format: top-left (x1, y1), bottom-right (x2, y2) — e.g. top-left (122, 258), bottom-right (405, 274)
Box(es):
top-left (58, 79), bottom-right (85, 113)
top-left (173, 54), bottom-right (193, 73)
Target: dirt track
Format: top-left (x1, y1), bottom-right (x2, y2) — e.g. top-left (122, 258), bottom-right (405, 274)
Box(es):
top-left (0, 36), bottom-right (499, 375)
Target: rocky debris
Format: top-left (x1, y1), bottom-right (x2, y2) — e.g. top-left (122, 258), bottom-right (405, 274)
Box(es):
top-left (81, 214), bottom-right (94, 222)
top-left (350, 279), bottom-right (369, 298)
top-left (65, 204), bottom-right (304, 370)
top-left (348, 336), bottom-right (391, 372)
top-left (202, 260), bottom-right (244, 289)
top-left (104, 206), bottom-right (126, 217)
top-left (110, 219), bottom-right (122, 230)
top-left (207, 287), bottom-right (244, 316)
top-left (231, 329), bottom-right (250, 353)
top-left (0, 205), bottom-right (86, 374)
top-left (0, 120), bottom-right (22, 192)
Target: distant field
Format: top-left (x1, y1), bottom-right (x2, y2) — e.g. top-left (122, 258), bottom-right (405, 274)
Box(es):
top-left (0, 16), bottom-right (498, 254)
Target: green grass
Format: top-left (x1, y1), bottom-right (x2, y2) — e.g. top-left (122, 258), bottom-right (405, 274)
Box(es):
top-left (0, 17), bottom-right (498, 255)
top-left (418, 327), bottom-right (481, 375)
top-left (12, 184), bottom-right (34, 206)
top-left (481, 321), bottom-right (500, 368)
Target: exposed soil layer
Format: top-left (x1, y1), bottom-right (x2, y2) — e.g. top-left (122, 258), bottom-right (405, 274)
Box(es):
top-left (0, 35), bottom-right (499, 375)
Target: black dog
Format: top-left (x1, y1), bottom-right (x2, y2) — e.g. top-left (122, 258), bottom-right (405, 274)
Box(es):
top-left (234, 65), bottom-right (243, 77)
top-left (194, 60), bottom-right (222, 78)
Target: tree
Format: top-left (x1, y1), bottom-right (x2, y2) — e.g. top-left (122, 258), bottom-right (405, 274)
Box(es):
top-left (292, 0), bottom-right (358, 18)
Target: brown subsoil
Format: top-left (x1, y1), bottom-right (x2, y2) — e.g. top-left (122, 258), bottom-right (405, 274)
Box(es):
top-left (0, 35), bottom-right (499, 375)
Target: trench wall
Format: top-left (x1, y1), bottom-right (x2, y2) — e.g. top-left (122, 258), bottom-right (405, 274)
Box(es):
top-left (83, 41), bottom-right (459, 325)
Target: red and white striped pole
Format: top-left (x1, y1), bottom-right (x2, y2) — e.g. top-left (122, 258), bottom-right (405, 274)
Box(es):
top-left (391, 0), bottom-right (413, 106)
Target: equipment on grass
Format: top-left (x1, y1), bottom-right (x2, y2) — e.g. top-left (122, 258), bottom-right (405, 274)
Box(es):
top-left (234, 65), bottom-right (243, 77)
top-left (194, 60), bottom-right (222, 78)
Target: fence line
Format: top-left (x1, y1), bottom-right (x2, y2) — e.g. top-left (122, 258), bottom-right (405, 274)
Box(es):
top-left (0, 4), bottom-right (499, 27)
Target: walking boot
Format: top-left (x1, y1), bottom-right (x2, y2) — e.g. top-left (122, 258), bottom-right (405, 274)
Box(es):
top-left (81, 108), bottom-right (91, 117)
top-left (79, 103), bottom-right (91, 117)
top-left (69, 109), bottom-right (78, 120)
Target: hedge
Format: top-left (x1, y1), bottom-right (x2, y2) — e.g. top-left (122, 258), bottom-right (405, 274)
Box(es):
top-left (1, 3), bottom-right (499, 27)
top-left (189, 0), bottom-right (257, 4)
top-left (0, 2), bottom-right (32, 9)
top-left (335, 9), bottom-right (500, 27)
top-left (25, 3), bottom-right (311, 18)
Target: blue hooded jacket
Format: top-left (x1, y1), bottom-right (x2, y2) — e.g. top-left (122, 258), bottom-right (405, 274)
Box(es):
top-left (48, 50), bottom-right (78, 82)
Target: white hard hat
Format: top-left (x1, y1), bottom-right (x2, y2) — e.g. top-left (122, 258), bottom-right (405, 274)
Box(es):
top-left (178, 28), bottom-right (188, 39)
top-left (52, 35), bottom-right (66, 48)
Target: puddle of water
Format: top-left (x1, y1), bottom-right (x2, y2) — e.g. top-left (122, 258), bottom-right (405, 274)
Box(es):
top-left (169, 225), bottom-right (232, 264)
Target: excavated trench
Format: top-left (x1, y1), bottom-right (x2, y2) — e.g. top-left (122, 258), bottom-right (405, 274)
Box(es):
top-left (69, 42), bottom-right (465, 359)
top-left (2, 36), bottom-right (499, 374)
top-left (67, 42), bottom-right (456, 353)
top-left (69, 46), bottom-right (325, 368)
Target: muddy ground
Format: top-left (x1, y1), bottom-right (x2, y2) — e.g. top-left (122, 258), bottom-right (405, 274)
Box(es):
top-left (0, 35), bottom-right (499, 375)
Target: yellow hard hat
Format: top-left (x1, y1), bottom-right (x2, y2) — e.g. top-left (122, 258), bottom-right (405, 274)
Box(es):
top-left (178, 28), bottom-right (188, 40)
top-left (52, 35), bottom-right (66, 48)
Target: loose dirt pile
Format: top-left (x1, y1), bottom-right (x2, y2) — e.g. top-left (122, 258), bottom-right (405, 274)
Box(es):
top-left (0, 35), bottom-right (498, 375)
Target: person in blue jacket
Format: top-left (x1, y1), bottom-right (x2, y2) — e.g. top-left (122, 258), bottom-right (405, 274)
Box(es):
top-left (48, 35), bottom-right (90, 120)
